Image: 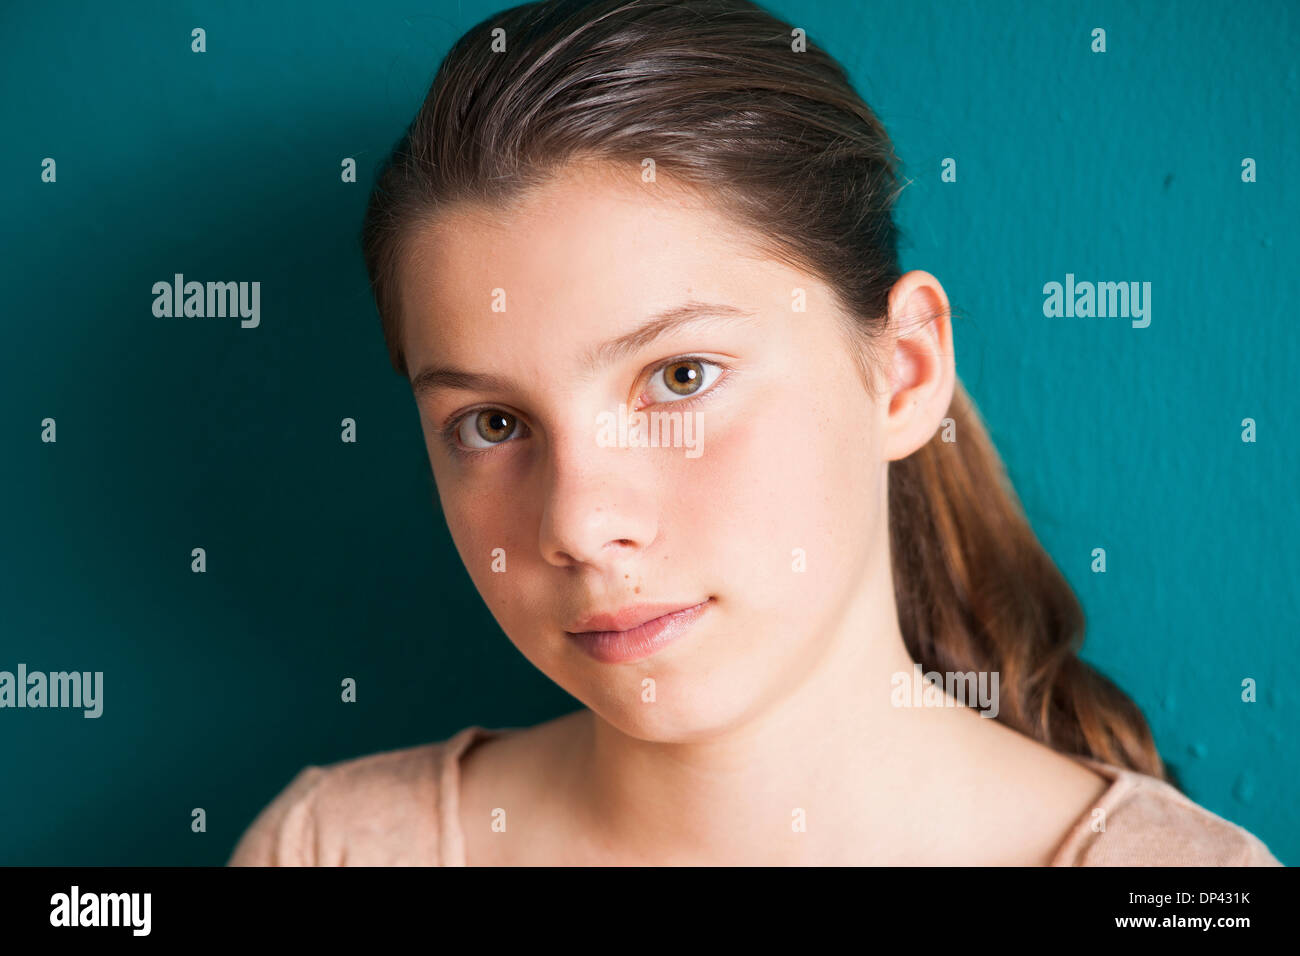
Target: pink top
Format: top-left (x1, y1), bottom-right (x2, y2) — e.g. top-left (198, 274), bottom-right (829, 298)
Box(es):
top-left (226, 725), bottom-right (1284, 866)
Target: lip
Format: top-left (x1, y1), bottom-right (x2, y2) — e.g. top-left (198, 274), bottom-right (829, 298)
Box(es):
top-left (567, 601), bottom-right (711, 634)
top-left (564, 598), bottom-right (713, 664)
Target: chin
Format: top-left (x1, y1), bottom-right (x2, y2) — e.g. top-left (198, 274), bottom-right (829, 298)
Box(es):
top-left (576, 675), bottom-right (763, 744)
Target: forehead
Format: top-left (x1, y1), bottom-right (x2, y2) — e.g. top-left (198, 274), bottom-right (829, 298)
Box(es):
top-left (397, 164), bottom-right (787, 361)
top-left (408, 161), bottom-right (756, 280)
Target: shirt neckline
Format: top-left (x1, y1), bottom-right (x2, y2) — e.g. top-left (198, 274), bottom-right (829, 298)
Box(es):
top-left (437, 725), bottom-right (504, 867)
top-left (435, 724), bottom-right (1134, 866)
top-left (1047, 754), bottom-right (1139, 865)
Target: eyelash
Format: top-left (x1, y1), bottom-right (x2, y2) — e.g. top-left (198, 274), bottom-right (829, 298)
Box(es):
top-left (438, 355), bottom-right (733, 460)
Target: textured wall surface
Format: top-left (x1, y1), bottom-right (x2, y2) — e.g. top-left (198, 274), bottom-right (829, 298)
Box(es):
top-left (1, 0), bottom-right (1294, 865)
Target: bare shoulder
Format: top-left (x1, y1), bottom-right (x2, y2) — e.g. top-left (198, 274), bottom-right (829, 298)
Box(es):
top-left (951, 715), bottom-right (1112, 865)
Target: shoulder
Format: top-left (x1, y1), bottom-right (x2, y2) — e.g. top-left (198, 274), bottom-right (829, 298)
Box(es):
top-left (226, 727), bottom-right (483, 866)
top-left (1054, 758), bottom-right (1283, 866)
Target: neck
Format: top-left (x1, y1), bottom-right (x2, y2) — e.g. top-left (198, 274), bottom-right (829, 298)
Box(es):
top-left (566, 552), bottom-right (1017, 865)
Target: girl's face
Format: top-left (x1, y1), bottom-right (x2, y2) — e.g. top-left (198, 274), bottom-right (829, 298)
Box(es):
top-left (399, 162), bottom-right (916, 741)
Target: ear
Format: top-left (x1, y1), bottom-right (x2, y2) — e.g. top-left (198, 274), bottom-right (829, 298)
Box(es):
top-left (879, 270), bottom-right (955, 462)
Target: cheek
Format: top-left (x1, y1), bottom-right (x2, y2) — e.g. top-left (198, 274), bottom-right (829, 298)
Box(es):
top-left (424, 412), bottom-right (532, 574)
top-left (433, 468), bottom-right (524, 598)
top-left (680, 377), bottom-right (879, 612)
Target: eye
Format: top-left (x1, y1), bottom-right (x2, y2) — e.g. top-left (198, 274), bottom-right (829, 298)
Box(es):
top-left (643, 358), bottom-right (724, 404)
top-left (456, 409), bottom-right (521, 449)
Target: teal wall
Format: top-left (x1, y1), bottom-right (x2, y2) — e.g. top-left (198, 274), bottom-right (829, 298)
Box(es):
top-left (1, 0), bottom-right (1294, 865)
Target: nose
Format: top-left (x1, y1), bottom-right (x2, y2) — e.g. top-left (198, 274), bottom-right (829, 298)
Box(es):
top-left (538, 431), bottom-right (660, 570)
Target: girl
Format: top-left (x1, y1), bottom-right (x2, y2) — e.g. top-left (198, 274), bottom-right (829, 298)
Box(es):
top-left (230, 0), bottom-right (1281, 866)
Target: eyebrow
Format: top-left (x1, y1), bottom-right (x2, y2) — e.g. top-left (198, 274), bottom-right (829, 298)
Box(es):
top-left (409, 301), bottom-right (756, 399)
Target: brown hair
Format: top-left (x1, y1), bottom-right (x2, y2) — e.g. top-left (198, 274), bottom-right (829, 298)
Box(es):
top-left (361, 0), bottom-right (1168, 781)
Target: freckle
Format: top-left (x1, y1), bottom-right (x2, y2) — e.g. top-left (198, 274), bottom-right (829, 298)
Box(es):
top-left (634, 586), bottom-right (641, 594)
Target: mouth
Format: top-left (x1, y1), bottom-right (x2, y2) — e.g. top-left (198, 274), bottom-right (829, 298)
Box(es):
top-left (564, 598), bottom-right (714, 664)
